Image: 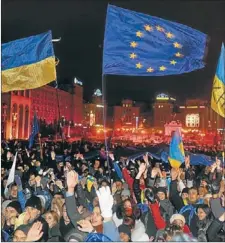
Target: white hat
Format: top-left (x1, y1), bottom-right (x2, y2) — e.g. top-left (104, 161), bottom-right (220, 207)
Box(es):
top-left (170, 214), bottom-right (186, 224)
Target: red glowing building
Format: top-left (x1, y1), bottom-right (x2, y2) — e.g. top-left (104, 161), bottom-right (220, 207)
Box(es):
top-left (1, 81), bottom-right (83, 140)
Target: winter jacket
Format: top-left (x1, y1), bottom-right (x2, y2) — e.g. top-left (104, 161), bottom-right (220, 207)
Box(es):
top-left (169, 179), bottom-right (184, 212)
top-left (65, 192), bottom-right (83, 228)
top-left (207, 218), bottom-right (225, 242)
top-left (179, 203), bottom-right (200, 237)
top-left (140, 207), bottom-right (157, 238)
top-left (122, 168), bottom-right (134, 193)
top-left (196, 218), bottom-right (213, 242)
top-left (103, 220), bottom-right (120, 242)
top-left (149, 202), bottom-right (191, 235)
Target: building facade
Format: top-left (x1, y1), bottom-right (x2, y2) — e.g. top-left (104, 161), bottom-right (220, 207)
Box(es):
top-left (83, 89), bottom-right (105, 127)
top-left (152, 93), bottom-right (224, 132)
top-left (1, 82), bottom-right (83, 140)
top-left (113, 99), bottom-right (140, 130)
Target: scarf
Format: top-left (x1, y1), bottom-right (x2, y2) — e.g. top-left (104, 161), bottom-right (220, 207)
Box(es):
top-left (159, 199), bottom-right (174, 220)
top-left (179, 202), bottom-right (201, 225)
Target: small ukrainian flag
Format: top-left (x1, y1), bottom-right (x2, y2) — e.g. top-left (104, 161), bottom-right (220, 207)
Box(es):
top-left (1, 31), bottom-right (56, 93)
top-left (211, 43), bottom-right (225, 118)
top-left (168, 130), bottom-right (185, 168)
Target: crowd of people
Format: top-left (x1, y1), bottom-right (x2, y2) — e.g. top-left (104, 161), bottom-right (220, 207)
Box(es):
top-left (1, 139), bottom-right (225, 242)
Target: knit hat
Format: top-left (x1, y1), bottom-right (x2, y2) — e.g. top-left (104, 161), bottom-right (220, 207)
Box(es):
top-left (182, 188), bottom-right (189, 194)
top-left (68, 231), bottom-right (85, 242)
top-left (157, 187), bottom-right (167, 196)
top-left (25, 196), bottom-right (42, 211)
top-left (7, 201), bottom-right (22, 214)
top-left (121, 188), bottom-right (131, 197)
top-left (170, 214), bottom-right (186, 225)
top-left (2, 200), bottom-right (12, 212)
top-left (118, 224), bottom-right (131, 239)
top-left (15, 224), bottom-right (30, 235)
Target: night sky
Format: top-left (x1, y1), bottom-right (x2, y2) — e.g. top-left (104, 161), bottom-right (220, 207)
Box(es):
top-left (2, 0), bottom-right (225, 104)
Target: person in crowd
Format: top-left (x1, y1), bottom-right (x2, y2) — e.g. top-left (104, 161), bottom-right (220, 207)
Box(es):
top-left (1, 139), bottom-right (224, 242)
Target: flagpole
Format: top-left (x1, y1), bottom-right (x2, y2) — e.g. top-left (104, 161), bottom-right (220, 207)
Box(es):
top-left (102, 74), bottom-right (111, 184)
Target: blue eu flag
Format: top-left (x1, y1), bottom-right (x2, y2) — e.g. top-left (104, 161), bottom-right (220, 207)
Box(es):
top-left (103, 5), bottom-right (208, 76)
top-left (28, 113), bottom-right (39, 149)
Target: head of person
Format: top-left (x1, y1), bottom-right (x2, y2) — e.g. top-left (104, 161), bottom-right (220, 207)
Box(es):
top-left (123, 216), bottom-right (135, 231)
top-left (99, 179), bottom-right (110, 188)
top-left (188, 187), bottom-right (199, 204)
top-left (13, 225), bottom-right (29, 242)
top-left (122, 199), bottom-right (133, 217)
top-left (44, 210), bottom-right (59, 228)
top-left (181, 188), bottom-right (189, 201)
top-left (62, 204), bottom-right (70, 224)
top-left (157, 187), bottom-right (167, 201)
top-left (90, 206), bottom-right (103, 232)
top-left (28, 172), bottom-right (37, 187)
top-left (198, 186), bottom-right (208, 198)
top-left (53, 192), bottom-right (64, 201)
top-left (25, 196), bottom-right (42, 222)
top-left (197, 204), bottom-right (212, 221)
top-left (115, 180), bottom-right (123, 192)
top-left (51, 197), bottom-right (64, 218)
top-left (94, 159), bottom-right (100, 169)
top-left (10, 183), bottom-right (18, 199)
top-left (118, 224), bottom-right (131, 242)
top-left (170, 214), bottom-right (186, 230)
top-left (121, 189), bottom-right (131, 201)
top-left (5, 201), bottom-right (22, 222)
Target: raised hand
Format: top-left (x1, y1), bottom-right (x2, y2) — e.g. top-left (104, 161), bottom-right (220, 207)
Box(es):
top-left (171, 168), bottom-right (179, 181)
top-left (139, 163), bottom-right (147, 174)
top-left (66, 170), bottom-right (78, 192)
top-left (96, 186), bottom-right (113, 219)
top-left (77, 219), bottom-right (94, 233)
top-left (25, 221), bottom-right (43, 242)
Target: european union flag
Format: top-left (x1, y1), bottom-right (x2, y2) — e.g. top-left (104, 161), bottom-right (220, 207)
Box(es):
top-left (28, 113), bottom-right (39, 149)
top-left (103, 5), bottom-right (208, 76)
top-left (211, 43), bottom-right (225, 118)
top-left (168, 130), bottom-right (185, 168)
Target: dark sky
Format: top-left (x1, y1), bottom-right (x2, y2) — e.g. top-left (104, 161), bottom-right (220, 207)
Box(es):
top-left (2, 0), bottom-right (225, 104)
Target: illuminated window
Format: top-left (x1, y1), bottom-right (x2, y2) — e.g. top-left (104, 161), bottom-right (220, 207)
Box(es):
top-left (186, 114), bottom-right (200, 127)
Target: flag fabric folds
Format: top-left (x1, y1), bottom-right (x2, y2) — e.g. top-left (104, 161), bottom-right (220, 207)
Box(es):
top-left (211, 43), bottom-right (225, 118)
top-left (2, 31), bottom-right (56, 92)
top-left (168, 131), bottom-right (185, 168)
top-left (28, 113), bottom-right (39, 149)
top-left (4, 152), bottom-right (18, 196)
top-left (103, 5), bottom-right (207, 76)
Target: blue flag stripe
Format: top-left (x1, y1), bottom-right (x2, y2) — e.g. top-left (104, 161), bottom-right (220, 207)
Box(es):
top-left (2, 31), bottom-right (54, 71)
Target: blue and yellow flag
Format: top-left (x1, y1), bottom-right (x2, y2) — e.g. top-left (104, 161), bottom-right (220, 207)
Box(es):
top-left (103, 5), bottom-right (207, 76)
top-left (211, 43), bottom-right (225, 118)
top-left (2, 31), bottom-right (56, 93)
top-left (168, 131), bottom-right (185, 168)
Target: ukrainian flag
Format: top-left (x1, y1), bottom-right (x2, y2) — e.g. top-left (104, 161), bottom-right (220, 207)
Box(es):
top-left (1, 31), bottom-right (56, 93)
top-left (211, 43), bottom-right (225, 118)
top-left (168, 130), bottom-right (185, 168)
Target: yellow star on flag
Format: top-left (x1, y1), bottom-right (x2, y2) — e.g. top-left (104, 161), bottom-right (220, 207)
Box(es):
top-left (159, 66), bottom-right (166, 71)
top-left (130, 41), bottom-right (138, 48)
top-left (156, 25), bottom-right (164, 32)
top-left (136, 62), bottom-right (143, 69)
top-left (136, 31), bottom-right (144, 37)
top-left (170, 60), bottom-right (177, 65)
top-left (175, 52), bottom-right (183, 57)
top-left (144, 25), bottom-right (153, 32)
top-left (147, 67), bottom-right (154, 72)
top-left (166, 32), bottom-right (174, 38)
top-left (130, 53), bottom-right (137, 59)
top-left (173, 42), bottom-right (182, 48)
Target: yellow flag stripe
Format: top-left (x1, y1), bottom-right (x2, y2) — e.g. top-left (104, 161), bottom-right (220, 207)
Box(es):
top-left (211, 75), bottom-right (225, 118)
top-left (168, 157), bottom-right (182, 168)
top-left (2, 56), bottom-right (56, 93)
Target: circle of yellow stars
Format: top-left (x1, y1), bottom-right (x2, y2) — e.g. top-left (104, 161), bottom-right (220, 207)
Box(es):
top-left (129, 24), bottom-right (184, 72)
